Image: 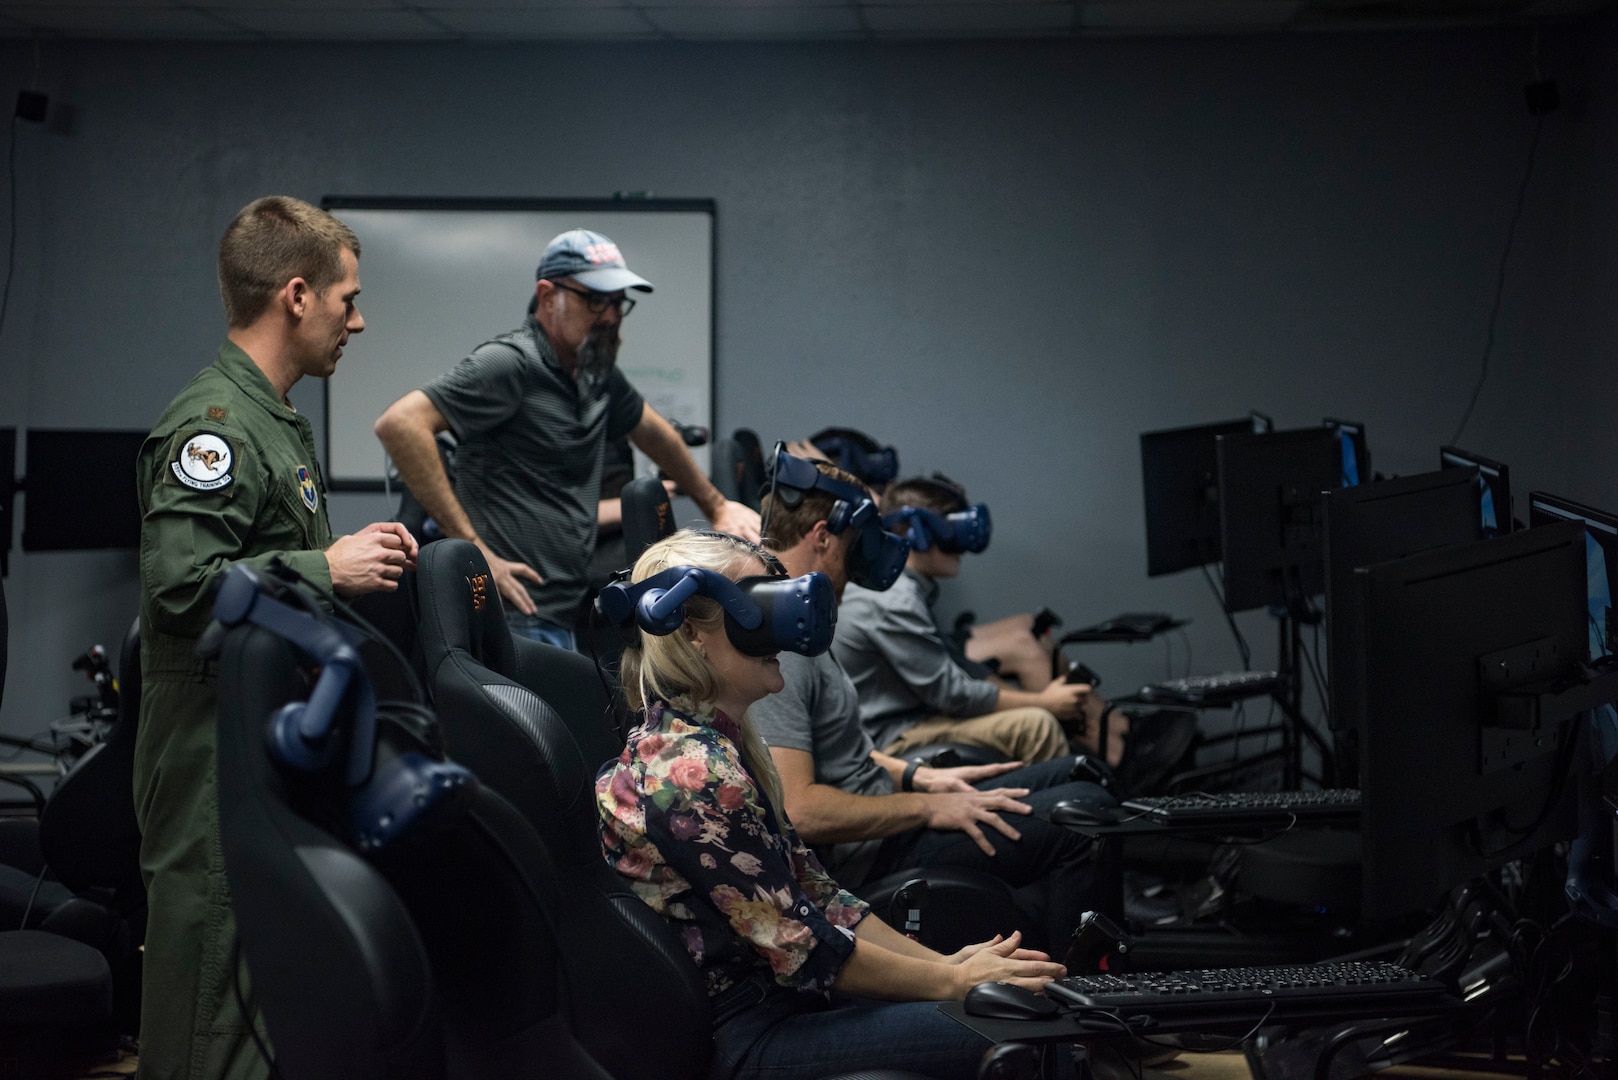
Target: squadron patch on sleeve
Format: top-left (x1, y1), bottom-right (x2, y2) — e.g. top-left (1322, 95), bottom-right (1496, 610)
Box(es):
top-left (296, 465), bottom-right (318, 513)
top-left (172, 433), bottom-right (234, 491)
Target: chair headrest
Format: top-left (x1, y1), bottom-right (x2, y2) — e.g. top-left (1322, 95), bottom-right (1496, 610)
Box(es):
top-left (620, 476), bottom-right (676, 568)
top-left (417, 539), bottom-right (517, 679)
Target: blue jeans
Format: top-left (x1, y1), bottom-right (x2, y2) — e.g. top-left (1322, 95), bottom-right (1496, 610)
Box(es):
top-left (871, 759), bottom-right (1121, 952)
top-left (504, 612), bottom-right (577, 651)
top-left (711, 981), bottom-right (1049, 1080)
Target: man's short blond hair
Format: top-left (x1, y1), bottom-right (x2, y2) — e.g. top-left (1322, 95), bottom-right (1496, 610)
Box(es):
top-left (218, 196), bottom-right (360, 328)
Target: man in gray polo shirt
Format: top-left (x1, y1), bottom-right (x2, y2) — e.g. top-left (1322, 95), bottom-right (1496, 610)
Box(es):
top-left (750, 455), bottom-right (1120, 949)
top-left (376, 229), bottom-right (758, 648)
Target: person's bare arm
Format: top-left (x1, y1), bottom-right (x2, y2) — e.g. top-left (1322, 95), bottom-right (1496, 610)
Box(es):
top-left (771, 746), bottom-right (1033, 857)
top-left (629, 404), bottom-right (760, 541)
top-left (833, 927), bottom-right (1063, 1001)
top-left (869, 749), bottom-right (1025, 794)
top-left (375, 391), bottom-right (543, 614)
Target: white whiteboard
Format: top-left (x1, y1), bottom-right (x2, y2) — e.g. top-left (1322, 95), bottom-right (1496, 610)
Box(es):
top-left (322, 199), bottom-right (714, 489)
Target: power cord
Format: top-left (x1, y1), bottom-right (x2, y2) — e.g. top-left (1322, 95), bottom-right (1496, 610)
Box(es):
top-left (1200, 563), bottom-right (1251, 670)
top-left (17, 862), bottom-right (47, 929)
top-left (1450, 114), bottom-right (1546, 447)
top-left (229, 934), bottom-right (281, 1079)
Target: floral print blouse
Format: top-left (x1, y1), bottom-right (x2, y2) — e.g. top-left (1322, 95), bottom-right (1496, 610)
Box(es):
top-left (596, 696), bottom-right (870, 998)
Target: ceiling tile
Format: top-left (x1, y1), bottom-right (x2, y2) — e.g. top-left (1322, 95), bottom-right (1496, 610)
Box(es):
top-left (0, 6), bottom-right (251, 36)
top-left (864, 1), bottom-right (1073, 32)
top-left (215, 6), bottom-right (455, 36)
top-left (1080, 1), bottom-right (1302, 28)
top-left (431, 6), bottom-right (660, 34)
top-left (640, 4), bottom-right (861, 34)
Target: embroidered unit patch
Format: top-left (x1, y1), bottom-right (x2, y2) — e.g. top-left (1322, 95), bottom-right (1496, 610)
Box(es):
top-left (296, 465), bottom-right (318, 514)
top-left (172, 433), bottom-right (234, 491)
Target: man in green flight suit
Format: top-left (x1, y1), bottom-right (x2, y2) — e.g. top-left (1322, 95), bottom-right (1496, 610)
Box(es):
top-left (134, 196), bottom-right (418, 1080)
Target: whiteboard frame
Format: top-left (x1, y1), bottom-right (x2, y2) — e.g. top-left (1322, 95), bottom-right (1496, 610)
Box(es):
top-left (320, 195), bottom-right (717, 492)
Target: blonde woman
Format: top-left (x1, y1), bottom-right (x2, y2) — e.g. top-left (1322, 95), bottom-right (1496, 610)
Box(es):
top-left (597, 529), bottom-right (1068, 1080)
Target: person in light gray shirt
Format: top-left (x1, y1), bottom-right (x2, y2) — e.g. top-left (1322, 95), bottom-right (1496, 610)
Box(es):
top-left (834, 475), bottom-right (1131, 766)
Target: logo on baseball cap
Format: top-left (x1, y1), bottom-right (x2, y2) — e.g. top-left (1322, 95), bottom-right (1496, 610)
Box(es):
top-left (536, 229), bottom-right (654, 294)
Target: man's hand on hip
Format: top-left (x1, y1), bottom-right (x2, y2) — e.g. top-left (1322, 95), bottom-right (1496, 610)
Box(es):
top-left (476, 541), bottom-right (545, 616)
top-left (327, 522), bottom-right (416, 596)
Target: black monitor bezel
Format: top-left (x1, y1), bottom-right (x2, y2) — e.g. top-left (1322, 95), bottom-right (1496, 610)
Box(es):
top-left (1528, 490), bottom-right (1618, 660)
top-left (1217, 426), bottom-right (1341, 613)
top-left (1324, 417), bottom-right (1371, 487)
top-left (1139, 418), bottom-right (1256, 578)
top-left (1322, 467), bottom-right (1481, 736)
top-left (20, 428), bottom-right (148, 553)
top-left (1440, 445), bottom-right (1513, 537)
top-left (1354, 520), bottom-right (1586, 920)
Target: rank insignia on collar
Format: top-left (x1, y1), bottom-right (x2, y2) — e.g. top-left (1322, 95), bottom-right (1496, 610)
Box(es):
top-left (296, 465), bottom-right (319, 514)
top-left (207, 406), bottom-right (227, 422)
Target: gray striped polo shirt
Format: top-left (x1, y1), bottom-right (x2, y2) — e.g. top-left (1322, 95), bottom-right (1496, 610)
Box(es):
top-left (421, 318), bottom-right (644, 622)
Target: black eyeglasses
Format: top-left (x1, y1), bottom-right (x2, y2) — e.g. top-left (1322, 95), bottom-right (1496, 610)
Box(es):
top-left (553, 280), bottom-right (635, 318)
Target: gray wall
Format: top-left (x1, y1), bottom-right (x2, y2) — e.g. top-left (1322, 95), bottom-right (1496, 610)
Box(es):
top-left (0, 23), bottom-right (1611, 738)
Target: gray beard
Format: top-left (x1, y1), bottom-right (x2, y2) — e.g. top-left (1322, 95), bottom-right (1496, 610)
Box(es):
top-left (575, 324), bottom-right (621, 382)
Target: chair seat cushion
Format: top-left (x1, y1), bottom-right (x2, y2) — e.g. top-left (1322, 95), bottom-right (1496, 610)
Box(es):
top-left (0, 930), bottom-right (113, 1026)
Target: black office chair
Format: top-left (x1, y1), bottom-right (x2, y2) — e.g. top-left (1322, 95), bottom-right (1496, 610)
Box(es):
top-left (0, 579), bottom-right (118, 1077)
top-left (620, 474), bottom-right (677, 566)
top-left (216, 611), bottom-right (616, 1080)
top-left (418, 540), bottom-right (1040, 957)
top-left (712, 429), bottom-right (766, 513)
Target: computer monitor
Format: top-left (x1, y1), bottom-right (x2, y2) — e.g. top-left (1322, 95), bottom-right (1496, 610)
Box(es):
top-left (1528, 492), bottom-right (1618, 663)
top-left (1440, 446), bottom-right (1512, 538)
top-left (1352, 521), bottom-right (1586, 920)
top-left (1324, 418), bottom-right (1370, 488)
top-left (1140, 418), bottom-right (1258, 578)
top-left (1217, 426), bottom-right (1340, 613)
top-left (1322, 468), bottom-right (1481, 735)
top-left (21, 429), bottom-right (147, 552)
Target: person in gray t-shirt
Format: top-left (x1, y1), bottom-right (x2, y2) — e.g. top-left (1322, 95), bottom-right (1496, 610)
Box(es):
top-left (752, 454), bottom-right (1120, 949)
top-left (376, 229), bottom-right (758, 648)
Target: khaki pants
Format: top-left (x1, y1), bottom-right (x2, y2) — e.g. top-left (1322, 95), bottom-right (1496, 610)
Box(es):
top-left (133, 677), bottom-right (270, 1080)
top-left (880, 707), bottom-right (1070, 764)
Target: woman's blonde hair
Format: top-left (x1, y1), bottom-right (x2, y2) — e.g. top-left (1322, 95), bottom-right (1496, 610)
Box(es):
top-left (620, 529), bottom-right (788, 812)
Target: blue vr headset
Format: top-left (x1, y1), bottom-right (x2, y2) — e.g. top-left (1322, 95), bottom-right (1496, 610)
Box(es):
top-left (882, 503), bottom-right (993, 555)
top-left (765, 448), bottom-right (911, 592)
top-left (812, 431), bottom-right (900, 488)
top-left (211, 564), bottom-right (477, 852)
top-left (597, 566), bottom-right (837, 657)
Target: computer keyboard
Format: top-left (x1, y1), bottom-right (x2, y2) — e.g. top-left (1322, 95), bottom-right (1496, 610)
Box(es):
top-left (1137, 670), bottom-right (1284, 707)
top-left (1065, 613), bottom-right (1182, 642)
top-left (1119, 788), bottom-right (1361, 826)
top-left (1047, 960), bottom-right (1443, 1017)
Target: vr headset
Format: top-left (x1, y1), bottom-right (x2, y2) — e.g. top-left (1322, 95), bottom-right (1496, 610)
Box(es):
top-left (812, 431), bottom-right (900, 488)
top-left (765, 447), bottom-right (911, 592)
top-left (597, 565), bottom-right (837, 657)
top-left (882, 503), bottom-right (992, 555)
top-left (210, 563), bottom-right (477, 852)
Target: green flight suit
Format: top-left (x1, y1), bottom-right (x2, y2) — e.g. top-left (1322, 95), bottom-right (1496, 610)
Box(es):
top-left (134, 341), bottom-right (333, 1080)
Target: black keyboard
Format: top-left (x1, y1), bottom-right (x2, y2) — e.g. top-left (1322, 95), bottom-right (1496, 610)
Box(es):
top-left (1064, 613), bottom-right (1182, 643)
top-left (1047, 961), bottom-right (1442, 1017)
top-left (1138, 670), bottom-right (1283, 707)
top-left (1120, 788), bottom-right (1361, 826)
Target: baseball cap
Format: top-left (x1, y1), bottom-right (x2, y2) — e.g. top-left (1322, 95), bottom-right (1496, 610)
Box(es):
top-left (536, 229), bottom-right (654, 294)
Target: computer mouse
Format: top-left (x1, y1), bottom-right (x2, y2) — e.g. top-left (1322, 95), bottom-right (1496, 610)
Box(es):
top-left (1049, 800), bottom-right (1118, 826)
top-left (964, 981), bottom-right (1061, 1020)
